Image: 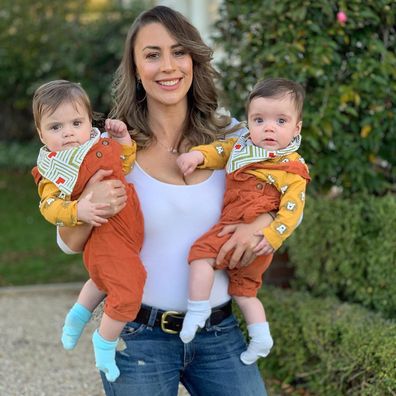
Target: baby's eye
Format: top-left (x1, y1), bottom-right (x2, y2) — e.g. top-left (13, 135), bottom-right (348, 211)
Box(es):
top-left (277, 118), bottom-right (287, 125)
top-left (253, 117), bottom-right (264, 124)
top-left (50, 124), bottom-right (61, 132)
top-left (73, 121), bottom-right (82, 127)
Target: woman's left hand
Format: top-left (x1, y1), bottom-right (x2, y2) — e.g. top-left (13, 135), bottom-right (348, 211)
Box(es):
top-left (216, 213), bottom-right (274, 269)
top-left (216, 223), bottom-right (261, 269)
top-left (253, 233), bottom-right (275, 256)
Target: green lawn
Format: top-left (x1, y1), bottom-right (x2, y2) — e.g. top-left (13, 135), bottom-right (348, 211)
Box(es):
top-left (0, 169), bottom-right (87, 286)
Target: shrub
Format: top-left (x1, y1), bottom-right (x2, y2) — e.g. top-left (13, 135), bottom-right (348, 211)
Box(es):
top-left (0, 0), bottom-right (145, 141)
top-left (241, 287), bottom-right (396, 395)
top-left (0, 141), bottom-right (41, 171)
top-left (286, 194), bottom-right (396, 318)
top-left (213, 0), bottom-right (396, 196)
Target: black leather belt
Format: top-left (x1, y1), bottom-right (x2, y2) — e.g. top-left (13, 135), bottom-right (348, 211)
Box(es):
top-left (134, 300), bottom-right (232, 334)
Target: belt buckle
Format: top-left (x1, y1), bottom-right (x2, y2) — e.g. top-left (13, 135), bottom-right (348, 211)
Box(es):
top-left (160, 310), bottom-right (183, 334)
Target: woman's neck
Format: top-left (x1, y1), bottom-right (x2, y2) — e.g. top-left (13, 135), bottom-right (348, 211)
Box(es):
top-left (147, 100), bottom-right (187, 142)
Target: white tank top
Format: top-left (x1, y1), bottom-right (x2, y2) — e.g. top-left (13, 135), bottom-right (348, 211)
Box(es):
top-left (126, 163), bottom-right (230, 311)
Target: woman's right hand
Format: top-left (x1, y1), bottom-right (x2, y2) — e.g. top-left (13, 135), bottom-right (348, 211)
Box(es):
top-left (58, 169), bottom-right (128, 252)
top-left (81, 169), bottom-right (127, 217)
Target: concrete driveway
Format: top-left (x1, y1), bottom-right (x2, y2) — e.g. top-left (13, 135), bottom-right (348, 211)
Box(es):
top-left (0, 283), bottom-right (189, 396)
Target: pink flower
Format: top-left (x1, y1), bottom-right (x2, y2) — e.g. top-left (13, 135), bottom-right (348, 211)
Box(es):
top-left (337, 11), bottom-right (347, 25)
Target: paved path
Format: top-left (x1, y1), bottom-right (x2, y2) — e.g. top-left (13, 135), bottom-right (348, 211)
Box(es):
top-left (0, 283), bottom-right (189, 396)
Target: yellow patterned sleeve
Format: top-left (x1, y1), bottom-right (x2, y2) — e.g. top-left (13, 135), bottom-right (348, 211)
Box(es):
top-left (120, 141), bottom-right (137, 175)
top-left (261, 172), bottom-right (308, 250)
top-left (191, 138), bottom-right (237, 169)
top-left (37, 178), bottom-right (79, 227)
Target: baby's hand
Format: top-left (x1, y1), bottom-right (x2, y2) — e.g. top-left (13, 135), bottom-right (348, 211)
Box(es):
top-left (253, 233), bottom-right (275, 256)
top-left (77, 192), bottom-right (110, 227)
top-left (177, 151), bottom-right (204, 176)
top-left (105, 119), bottom-right (128, 139)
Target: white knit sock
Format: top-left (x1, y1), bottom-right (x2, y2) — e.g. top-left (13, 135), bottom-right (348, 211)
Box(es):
top-left (240, 322), bottom-right (273, 365)
top-left (179, 300), bottom-right (211, 344)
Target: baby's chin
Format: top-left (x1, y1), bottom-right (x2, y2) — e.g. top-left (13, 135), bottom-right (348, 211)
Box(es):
top-left (48, 142), bottom-right (80, 151)
top-left (256, 143), bottom-right (280, 151)
top-left (62, 142), bottom-right (80, 149)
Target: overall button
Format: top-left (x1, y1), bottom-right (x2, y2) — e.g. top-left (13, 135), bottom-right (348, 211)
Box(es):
top-left (96, 151), bottom-right (103, 158)
top-left (102, 140), bottom-right (109, 146)
top-left (256, 183), bottom-right (264, 190)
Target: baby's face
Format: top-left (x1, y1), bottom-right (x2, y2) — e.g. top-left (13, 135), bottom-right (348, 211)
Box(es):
top-left (38, 100), bottom-right (92, 152)
top-left (248, 95), bottom-right (302, 151)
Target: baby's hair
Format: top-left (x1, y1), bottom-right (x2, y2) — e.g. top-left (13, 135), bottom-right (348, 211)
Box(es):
top-left (32, 80), bottom-right (92, 131)
top-left (246, 78), bottom-right (305, 120)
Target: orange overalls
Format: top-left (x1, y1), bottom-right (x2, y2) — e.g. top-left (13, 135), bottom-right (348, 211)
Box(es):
top-left (33, 138), bottom-right (146, 322)
top-left (189, 160), bottom-right (310, 297)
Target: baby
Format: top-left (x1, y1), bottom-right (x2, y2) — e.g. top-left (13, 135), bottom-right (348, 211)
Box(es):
top-left (177, 78), bottom-right (310, 364)
top-left (31, 80), bottom-right (146, 382)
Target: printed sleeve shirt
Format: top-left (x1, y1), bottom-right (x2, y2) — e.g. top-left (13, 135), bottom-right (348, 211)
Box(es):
top-left (192, 137), bottom-right (310, 251)
top-left (34, 139), bottom-right (136, 227)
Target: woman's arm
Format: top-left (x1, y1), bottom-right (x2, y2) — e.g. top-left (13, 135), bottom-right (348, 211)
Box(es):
top-left (57, 169), bottom-right (127, 252)
top-left (216, 212), bottom-right (275, 269)
top-left (58, 223), bottom-right (93, 253)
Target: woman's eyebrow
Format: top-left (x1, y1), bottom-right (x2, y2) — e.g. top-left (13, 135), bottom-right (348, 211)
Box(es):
top-left (142, 43), bottom-right (182, 51)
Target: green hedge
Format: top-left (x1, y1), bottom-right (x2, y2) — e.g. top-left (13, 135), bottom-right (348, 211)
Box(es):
top-left (246, 287), bottom-right (396, 395)
top-left (213, 0), bottom-right (396, 196)
top-left (286, 194), bottom-right (396, 318)
top-left (0, 141), bottom-right (41, 170)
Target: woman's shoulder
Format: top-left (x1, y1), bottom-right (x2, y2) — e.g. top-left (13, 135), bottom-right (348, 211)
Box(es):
top-left (224, 117), bottom-right (248, 139)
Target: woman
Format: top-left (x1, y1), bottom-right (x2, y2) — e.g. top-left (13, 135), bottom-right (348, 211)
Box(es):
top-left (59, 5), bottom-right (273, 395)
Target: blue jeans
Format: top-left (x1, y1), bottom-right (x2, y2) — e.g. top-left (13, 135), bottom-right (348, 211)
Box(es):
top-left (100, 314), bottom-right (267, 395)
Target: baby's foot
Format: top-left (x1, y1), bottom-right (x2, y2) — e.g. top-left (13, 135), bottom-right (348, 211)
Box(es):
top-left (61, 303), bottom-right (92, 350)
top-left (240, 339), bottom-right (273, 365)
top-left (179, 300), bottom-right (211, 343)
top-left (92, 329), bottom-right (120, 382)
top-left (240, 322), bottom-right (273, 365)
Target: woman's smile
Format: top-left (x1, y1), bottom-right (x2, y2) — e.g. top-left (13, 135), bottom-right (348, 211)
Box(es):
top-left (157, 78), bottom-right (181, 87)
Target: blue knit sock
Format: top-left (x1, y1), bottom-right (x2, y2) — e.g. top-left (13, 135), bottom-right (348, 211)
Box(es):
top-left (92, 329), bottom-right (120, 382)
top-left (61, 303), bottom-right (92, 350)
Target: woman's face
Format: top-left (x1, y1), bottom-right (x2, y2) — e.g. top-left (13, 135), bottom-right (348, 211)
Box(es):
top-left (133, 22), bottom-right (193, 111)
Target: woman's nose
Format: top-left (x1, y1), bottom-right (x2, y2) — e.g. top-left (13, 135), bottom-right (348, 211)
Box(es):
top-left (160, 53), bottom-right (175, 72)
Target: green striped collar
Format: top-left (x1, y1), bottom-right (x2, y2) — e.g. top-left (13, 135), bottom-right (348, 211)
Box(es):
top-left (225, 132), bottom-right (301, 173)
top-left (37, 128), bottom-right (100, 196)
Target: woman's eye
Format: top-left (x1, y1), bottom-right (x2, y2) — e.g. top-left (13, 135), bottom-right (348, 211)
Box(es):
top-left (174, 49), bottom-right (186, 57)
top-left (146, 52), bottom-right (159, 59)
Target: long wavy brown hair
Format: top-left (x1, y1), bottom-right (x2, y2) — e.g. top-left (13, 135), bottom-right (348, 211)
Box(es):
top-left (109, 5), bottom-right (239, 151)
